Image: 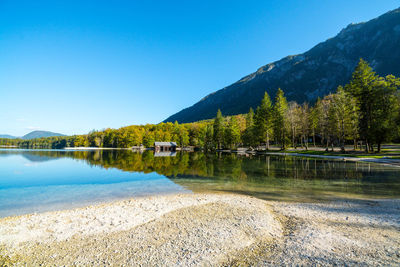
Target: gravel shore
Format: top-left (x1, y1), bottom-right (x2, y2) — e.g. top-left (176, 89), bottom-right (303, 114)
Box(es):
top-left (1, 193), bottom-right (399, 266)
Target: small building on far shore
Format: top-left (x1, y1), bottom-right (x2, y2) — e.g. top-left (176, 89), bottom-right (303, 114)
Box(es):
top-left (154, 142), bottom-right (177, 153)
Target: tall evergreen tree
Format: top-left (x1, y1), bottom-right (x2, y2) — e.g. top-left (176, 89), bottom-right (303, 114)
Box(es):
top-left (347, 59), bottom-right (400, 152)
top-left (213, 109), bottom-right (224, 149)
top-left (347, 59), bottom-right (378, 152)
top-left (286, 101), bottom-right (300, 149)
top-left (309, 98), bottom-right (321, 147)
top-left (299, 103), bottom-right (310, 149)
top-left (371, 75), bottom-right (400, 152)
top-left (243, 108), bottom-right (255, 146)
top-left (273, 88), bottom-right (289, 150)
top-left (246, 107), bottom-right (254, 129)
top-left (254, 92), bottom-right (274, 149)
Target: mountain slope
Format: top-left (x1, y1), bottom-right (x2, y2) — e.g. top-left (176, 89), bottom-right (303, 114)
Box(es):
top-left (165, 8), bottom-right (400, 123)
top-left (0, 134), bottom-right (16, 139)
top-left (22, 131), bottom-right (65, 140)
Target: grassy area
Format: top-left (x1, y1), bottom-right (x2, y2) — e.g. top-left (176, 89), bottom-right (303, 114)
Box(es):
top-left (263, 145), bottom-right (400, 159)
top-left (284, 150), bottom-right (383, 158)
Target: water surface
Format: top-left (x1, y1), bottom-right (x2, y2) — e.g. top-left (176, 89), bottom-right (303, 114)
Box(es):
top-left (1, 149), bottom-right (399, 217)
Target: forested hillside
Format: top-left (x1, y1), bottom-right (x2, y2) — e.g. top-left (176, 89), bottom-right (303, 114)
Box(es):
top-left (1, 60), bottom-right (399, 153)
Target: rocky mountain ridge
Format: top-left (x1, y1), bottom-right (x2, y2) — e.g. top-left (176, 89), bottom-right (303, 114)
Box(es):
top-left (165, 8), bottom-right (400, 123)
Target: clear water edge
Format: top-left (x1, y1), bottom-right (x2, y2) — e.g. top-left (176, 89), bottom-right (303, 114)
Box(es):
top-left (0, 148), bottom-right (399, 217)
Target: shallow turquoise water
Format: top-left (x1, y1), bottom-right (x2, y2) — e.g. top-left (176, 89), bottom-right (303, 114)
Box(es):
top-left (0, 149), bottom-right (189, 217)
top-left (1, 149), bottom-right (399, 217)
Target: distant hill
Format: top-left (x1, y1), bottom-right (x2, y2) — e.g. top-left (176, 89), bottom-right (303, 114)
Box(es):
top-left (0, 134), bottom-right (16, 139)
top-left (0, 131), bottom-right (65, 140)
top-left (164, 7), bottom-right (400, 123)
top-left (22, 131), bottom-right (65, 140)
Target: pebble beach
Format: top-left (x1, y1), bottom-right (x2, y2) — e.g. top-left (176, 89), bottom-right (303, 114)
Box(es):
top-left (1, 193), bottom-right (399, 266)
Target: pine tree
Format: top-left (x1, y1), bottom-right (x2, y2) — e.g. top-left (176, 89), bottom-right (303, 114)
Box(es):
top-left (246, 107), bottom-right (254, 129)
top-left (213, 109), bottom-right (224, 149)
top-left (242, 108), bottom-right (255, 146)
top-left (254, 92), bottom-right (274, 149)
top-left (347, 59), bottom-right (378, 152)
top-left (299, 103), bottom-right (310, 149)
top-left (309, 98), bottom-right (321, 147)
top-left (286, 101), bottom-right (300, 149)
top-left (347, 59), bottom-right (400, 152)
top-left (371, 75), bottom-right (400, 152)
top-left (273, 88), bottom-right (289, 150)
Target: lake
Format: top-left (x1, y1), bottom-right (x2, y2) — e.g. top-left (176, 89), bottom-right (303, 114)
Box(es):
top-left (1, 149), bottom-right (399, 217)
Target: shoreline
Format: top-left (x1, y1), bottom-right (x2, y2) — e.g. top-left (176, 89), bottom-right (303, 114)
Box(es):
top-left (2, 146), bottom-right (400, 167)
top-left (260, 151), bottom-right (400, 167)
top-left (63, 147), bottom-right (133, 150)
top-left (1, 193), bottom-right (399, 265)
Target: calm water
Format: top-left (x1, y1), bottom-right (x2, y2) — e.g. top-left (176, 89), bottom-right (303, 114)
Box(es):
top-left (1, 149), bottom-right (399, 217)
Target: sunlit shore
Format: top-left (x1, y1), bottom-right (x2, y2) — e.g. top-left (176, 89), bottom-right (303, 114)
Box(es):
top-left (261, 151), bottom-right (400, 167)
top-left (1, 193), bottom-right (399, 266)
top-left (63, 147), bottom-right (132, 150)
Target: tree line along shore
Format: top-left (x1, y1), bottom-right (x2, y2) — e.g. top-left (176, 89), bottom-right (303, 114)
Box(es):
top-left (1, 59), bottom-right (399, 153)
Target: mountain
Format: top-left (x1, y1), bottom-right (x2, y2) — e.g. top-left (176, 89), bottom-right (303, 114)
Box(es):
top-left (0, 134), bottom-right (16, 139)
top-left (22, 131), bottom-right (65, 140)
top-left (165, 8), bottom-right (400, 123)
top-left (0, 131), bottom-right (65, 140)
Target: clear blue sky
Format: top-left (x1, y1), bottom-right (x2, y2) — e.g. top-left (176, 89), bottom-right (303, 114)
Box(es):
top-left (1, 0), bottom-right (399, 136)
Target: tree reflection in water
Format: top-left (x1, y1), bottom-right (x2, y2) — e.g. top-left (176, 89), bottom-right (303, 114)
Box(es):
top-left (1, 149), bottom-right (399, 201)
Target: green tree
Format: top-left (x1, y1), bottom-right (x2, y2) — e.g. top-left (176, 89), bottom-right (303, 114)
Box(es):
top-left (299, 103), bottom-right (310, 149)
top-left (204, 124), bottom-right (214, 151)
top-left (371, 75), bottom-right (400, 152)
top-left (273, 88), bottom-right (289, 150)
top-left (225, 116), bottom-right (241, 149)
top-left (331, 86), bottom-right (356, 151)
top-left (242, 108), bottom-right (255, 146)
top-left (347, 59), bottom-right (400, 152)
top-left (254, 92), bottom-right (274, 149)
top-left (142, 131), bottom-right (155, 147)
top-left (213, 109), bottom-right (224, 149)
top-left (286, 101), bottom-right (300, 148)
top-left (309, 98), bottom-right (321, 147)
top-left (73, 135), bottom-right (86, 147)
top-left (178, 125), bottom-right (190, 147)
top-left (347, 59), bottom-right (379, 152)
top-left (172, 121), bottom-right (180, 143)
